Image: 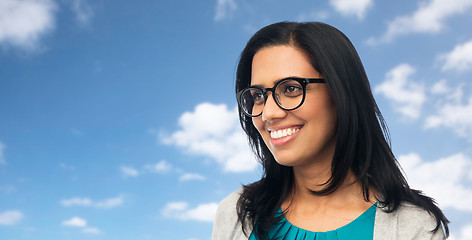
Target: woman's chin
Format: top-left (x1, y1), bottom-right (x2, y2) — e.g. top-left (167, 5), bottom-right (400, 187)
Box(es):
top-left (273, 156), bottom-right (298, 167)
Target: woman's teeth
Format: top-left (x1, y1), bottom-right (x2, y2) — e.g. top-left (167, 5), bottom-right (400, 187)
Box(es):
top-left (270, 128), bottom-right (300, 139)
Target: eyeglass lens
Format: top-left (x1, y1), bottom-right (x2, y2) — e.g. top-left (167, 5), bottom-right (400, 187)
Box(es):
top-left (240, 79), bottom-right (304, 116)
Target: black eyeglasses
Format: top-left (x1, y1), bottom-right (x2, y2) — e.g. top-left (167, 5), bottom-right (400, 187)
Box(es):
top-left (237, 77), bottom-right (326, 117)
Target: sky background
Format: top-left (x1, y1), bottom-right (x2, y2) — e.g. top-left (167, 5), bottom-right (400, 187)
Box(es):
top-left (1, 0), bottom-right (472, 239)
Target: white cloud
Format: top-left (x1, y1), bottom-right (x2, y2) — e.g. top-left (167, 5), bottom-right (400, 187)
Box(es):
top-left (144, 160), bottom-right (172, 173)
top-left (162, 201), bottom-right (218, 222)
top-left (368, 0), bottom-right (472, 44)
top-left (439, 40), bottom-right (472, 72)
top-left (431, 79), bottom-right (452, 95)
top-left (214, 0), bottom-right (236, 21)
top-left (121, 161), bottom-right (178, 177)
top-left (0, 210), bottom-right (23, 225)
top-left (120, 166), bottom-right (139, 177)
top-left (161, 102), bottom-right (258, 172)
top-left (450, 223), bottom-right (472, 240)
top-left (183, 203), bottom-right (218, 222)
top-left (0, 0), bottom-right (56, 51)
top-left (179, 173), bottom-right (206, 182)
top-left (426, 82), bottom-right (472, 139)
top-left (61, 195), bottom-right (124, 209)
top-left (83, 227), bottom-right (101, 234)
top-left (398, 153), bottom-right (472, 212)
top-left (70, 0), bottom-right (93, 25)
top-left (163, 201), bottom-right (188, 212)
top-left (94, 195), bottom-right (124, 209)
top-left (0, 141), bottom-right (5, 165)
top-left (62, 217), bottom-right (87, 227)
top-left (61, 197), bottom-right (92, 207)
top-left (425, 96), bottom-right (472, 139)
top-left (375, 64), bottom-right (426, 119)
top-left (330, 0), bottom-right (373, 20)
top-left (430, 79), bottom-right (464, 103)
top-left (61, 216), bottom-right (102, 233)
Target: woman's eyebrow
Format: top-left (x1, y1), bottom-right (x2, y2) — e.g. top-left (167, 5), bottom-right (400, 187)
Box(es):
top-left (249, 84), bottom-right (265, 88)
top-left (249, 76), bottom-right (302, 88)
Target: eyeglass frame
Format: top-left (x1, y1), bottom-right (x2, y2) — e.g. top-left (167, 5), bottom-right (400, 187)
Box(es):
top-left (237, 77), bottom-right (327, 117)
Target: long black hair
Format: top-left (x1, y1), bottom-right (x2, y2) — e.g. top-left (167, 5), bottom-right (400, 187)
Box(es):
top-left (235, 21), bottom-right (449, 239)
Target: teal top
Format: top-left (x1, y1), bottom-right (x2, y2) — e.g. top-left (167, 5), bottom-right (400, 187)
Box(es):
top-left (249, 203), bottom-right (377, 240)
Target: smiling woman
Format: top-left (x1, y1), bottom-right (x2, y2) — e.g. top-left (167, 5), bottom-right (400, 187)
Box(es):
top-left (250, 46), bottom-right (337, 170)
top-left (212, 22), bottom-right (449, 240)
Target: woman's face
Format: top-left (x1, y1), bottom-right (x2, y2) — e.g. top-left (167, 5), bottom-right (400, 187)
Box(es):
top-left (251, 45), bottom-right (338, 168)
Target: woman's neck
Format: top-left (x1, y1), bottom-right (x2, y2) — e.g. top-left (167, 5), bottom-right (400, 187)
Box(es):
top-left (283, 165), bottom-right (374, 211)
top-left (280, 168), bottom-right (377, 232)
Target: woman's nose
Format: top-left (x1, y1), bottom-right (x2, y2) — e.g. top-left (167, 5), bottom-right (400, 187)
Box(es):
top-left (261, 93), bottom-right (287, 121)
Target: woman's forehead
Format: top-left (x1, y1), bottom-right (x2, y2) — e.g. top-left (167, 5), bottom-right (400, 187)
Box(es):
top-left (250, 45), bottom-right (321, 86)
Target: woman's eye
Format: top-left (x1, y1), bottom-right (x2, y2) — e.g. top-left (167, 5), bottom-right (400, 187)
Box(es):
top-left (284, 85), bottom-right (302, 95)
top-left (252, 92), bottom-right (264, 103)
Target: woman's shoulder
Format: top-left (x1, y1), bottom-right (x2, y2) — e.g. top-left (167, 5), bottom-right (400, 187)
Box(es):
top-left (212, 188), bottom-right (248, 240)
top-left (217, 188), bottom-right (243, 214)
top-left (374, 202), bottom-right (445, 240)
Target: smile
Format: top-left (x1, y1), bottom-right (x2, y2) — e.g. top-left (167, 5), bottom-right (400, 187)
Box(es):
top-left (270, 128), bottom-right (300, 139)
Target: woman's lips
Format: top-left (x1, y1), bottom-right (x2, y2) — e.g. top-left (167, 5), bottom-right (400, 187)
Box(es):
top-left (270, 127), bottom-right (300, 139)
top-left (268, 126), bottom-right (302, 147)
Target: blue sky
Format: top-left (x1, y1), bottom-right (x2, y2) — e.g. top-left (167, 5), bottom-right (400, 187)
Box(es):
top-left (1, 0), bottom-right (472, 239)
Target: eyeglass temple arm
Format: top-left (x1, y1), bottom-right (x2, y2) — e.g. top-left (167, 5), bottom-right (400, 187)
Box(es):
top-left (305, 78), bottom-right (326, 83)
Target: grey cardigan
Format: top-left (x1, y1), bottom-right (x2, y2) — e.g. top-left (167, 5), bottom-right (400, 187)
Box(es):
top-left (212, 189), bottom-right (445, 240)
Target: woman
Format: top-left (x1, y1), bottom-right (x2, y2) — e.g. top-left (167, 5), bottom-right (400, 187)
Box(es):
top-left (212, 22), bottom-right (449, 240)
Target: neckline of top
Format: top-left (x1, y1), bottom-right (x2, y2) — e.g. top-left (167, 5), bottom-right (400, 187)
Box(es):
top-left (277, 202), bottom-right (378, 233)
